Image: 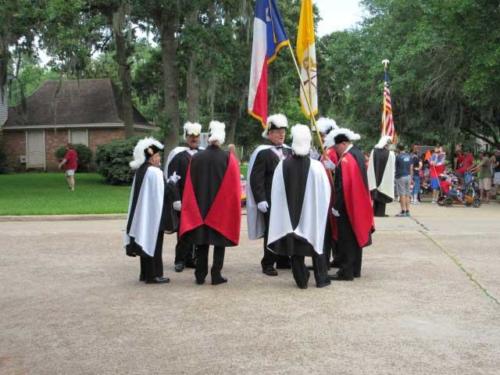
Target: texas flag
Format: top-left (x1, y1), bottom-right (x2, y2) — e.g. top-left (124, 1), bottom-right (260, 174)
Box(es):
top-left (248, 0), bottom-right (289, 127)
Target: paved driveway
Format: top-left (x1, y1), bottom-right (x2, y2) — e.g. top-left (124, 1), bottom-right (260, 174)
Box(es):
top-left (1, 203), bottom-right (499, 374)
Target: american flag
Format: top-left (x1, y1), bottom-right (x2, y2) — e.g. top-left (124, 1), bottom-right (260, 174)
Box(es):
top-left (381, 72), bottom-right (396, 141)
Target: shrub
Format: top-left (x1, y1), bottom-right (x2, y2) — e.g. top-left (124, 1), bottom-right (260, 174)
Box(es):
top-left (55, 144), bottom-right (93, 172)
top-left (95, 137), bottom-right (141, 185)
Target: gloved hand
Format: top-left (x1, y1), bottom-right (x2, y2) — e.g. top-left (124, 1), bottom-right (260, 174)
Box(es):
top-left (323, 159), bottom-right (336, 171)
top-left (173, 201), bottom-right (182, 211)
top-left (331, 207), bottom-right (340, 217)
top-left (257, 201), bottom-right (269, 213)
top-left (168, 172), bottom-right (181, 184)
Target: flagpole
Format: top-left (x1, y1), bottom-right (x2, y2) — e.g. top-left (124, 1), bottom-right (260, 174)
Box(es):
top-left (286, 44), bottom-right (325, 153)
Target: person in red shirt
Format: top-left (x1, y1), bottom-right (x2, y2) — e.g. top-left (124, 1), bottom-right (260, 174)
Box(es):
top-left (58, 143), bottom-right (78, 191)
top-left (455, 149), bottom-right (474, 180)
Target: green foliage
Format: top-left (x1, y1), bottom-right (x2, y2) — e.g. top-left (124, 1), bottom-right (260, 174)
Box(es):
top-left (95, 137), bottom-right (141, 185)
top-left (3, 0), bottom-right (499, 154)
top-left (55, 144), bottom-right (93, 172)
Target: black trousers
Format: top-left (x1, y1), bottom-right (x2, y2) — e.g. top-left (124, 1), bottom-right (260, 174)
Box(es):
top-left (261, 212), bottom-right (291, 269)
top-left (373, 201), bottom-right (386, 217)
top-left (337, 215), bottom-right (363, 278)
top-left (174, 231), bottom-right (195, 266)
top-left (291, 253), bottom-right (329, 288)
top-left (195, 245), bottom-right (225, 282)
top-left (140, 231), bottom-right (164, 281)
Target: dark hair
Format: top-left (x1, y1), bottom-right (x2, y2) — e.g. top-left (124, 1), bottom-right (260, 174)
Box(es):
top-left (334, 134), bottom-right (350, 144)
top-left (397, 144), bottom-right (405, 151)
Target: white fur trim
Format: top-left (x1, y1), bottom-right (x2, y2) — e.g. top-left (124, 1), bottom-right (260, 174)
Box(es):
top-left (291, 124), bottom-right (311, 156)
top-left (130, 137), bottom-right (164, 170)
top-left (316, 117), bottom-right (338, 134)
top-left (262, 113), bottom-right (288, 138)
top-left (183, 122), bottom-right (202, 140)
top-left (375, 135), bottom-right (392, 149)
top-left (208, 120), bottom-right (226, 145)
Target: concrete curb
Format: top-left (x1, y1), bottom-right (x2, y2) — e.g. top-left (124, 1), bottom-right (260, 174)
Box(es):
top-left (0, 214), bottom-right (127, 222)
top-left (0, 210), bottom-right (248, 222)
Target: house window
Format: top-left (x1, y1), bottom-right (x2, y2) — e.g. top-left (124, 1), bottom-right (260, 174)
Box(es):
top-left (69, 129), bottom-right (89, 146)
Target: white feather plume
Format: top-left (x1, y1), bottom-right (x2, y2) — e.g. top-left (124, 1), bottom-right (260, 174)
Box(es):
top-left (183, 122), bottom-right (202, 140)
top-left (316, 117), bottom-right (338, 134)
top-left (291, 124), bottom-right (312, 156)
top-left (130, 137), bottom-right (164, 170)
top-left (328, 127), bottom-right (361, 145)
top-left (262, 113), bottom-right (288, 138)
top-left (375, 135), bottom-right (392, 149)
top-left (208, 120), bottom-right (226, 145)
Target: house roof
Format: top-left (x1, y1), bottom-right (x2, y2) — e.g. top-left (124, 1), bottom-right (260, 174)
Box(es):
top-left (2, 79), bottom-right (152, 129)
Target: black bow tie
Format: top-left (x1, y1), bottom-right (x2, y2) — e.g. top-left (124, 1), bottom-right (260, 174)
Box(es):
top-left (275, 146), bottom-right (283, 149)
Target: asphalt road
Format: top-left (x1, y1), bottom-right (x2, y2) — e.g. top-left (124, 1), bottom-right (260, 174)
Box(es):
top-left (1, 202), bottom-right (499, 374)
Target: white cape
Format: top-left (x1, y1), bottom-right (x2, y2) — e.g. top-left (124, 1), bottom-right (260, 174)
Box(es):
top-left (246, 144), bottom-right (290, 240)
top-left (124, 167), bottom-right (165, 257)
top-left (367, 149), bottom-right (396, 200)
top-left (267, 159), bottom-right (331, 255)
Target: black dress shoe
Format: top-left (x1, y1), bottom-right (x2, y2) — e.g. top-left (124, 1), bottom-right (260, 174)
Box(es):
top-left (139, 274), bottom-right (145, 282)
top-left (353, 273), bottom-right (361, 278)
top-left (329, 273), bottom-right (354, 281)
top-left (316, 280), bottom-right (331, 288)
top-left (145, 276), bottom-right (170, 284)
top-left (211, 276), bottom-right (228, 285)
top-left (195, 278), bottom-right (205, 285)
top-left (174, 262), bottom-right (185, 272)
top-left (262, 267), bottom-right (278, 276)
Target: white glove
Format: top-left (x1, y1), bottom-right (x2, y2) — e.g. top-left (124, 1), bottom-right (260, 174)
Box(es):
top-left (331, 207), bottom-right (340, 217)
top-left (168, 172), bottom-right (181, 184)
top-left (323, 159), bottom-right (336, 171)
top-left (257, 201), bottom-right (269, 213)
top-left (173, 201), bottom-right (182, 211)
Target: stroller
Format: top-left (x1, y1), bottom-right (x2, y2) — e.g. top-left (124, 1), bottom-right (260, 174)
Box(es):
top-left (438, 172), bottom-right (481, 207)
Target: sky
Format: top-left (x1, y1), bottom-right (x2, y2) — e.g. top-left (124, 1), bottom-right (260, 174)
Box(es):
top-left (315, 0), bottom-right (366, 36)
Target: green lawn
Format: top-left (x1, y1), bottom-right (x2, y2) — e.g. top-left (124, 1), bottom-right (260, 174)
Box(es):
top-left (0, 173), bottom-right (131, 215)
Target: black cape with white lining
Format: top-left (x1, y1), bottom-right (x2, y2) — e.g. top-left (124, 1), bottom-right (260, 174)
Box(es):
top-left (167, 148), bottom-right (200, 198)
top-left (369, 148), bottom-right (394, 204)
top-left (267, 156), bottom-right (331, 256)
top-left (125, 163), bottom-right (177, 256)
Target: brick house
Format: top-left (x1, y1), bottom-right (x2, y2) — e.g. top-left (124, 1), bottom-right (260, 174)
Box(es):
top-left (0, 79), bottom-right (156, 171)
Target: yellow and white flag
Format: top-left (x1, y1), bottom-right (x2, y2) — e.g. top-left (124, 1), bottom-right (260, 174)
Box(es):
top-left (296, 0), bottom-right (318, 119)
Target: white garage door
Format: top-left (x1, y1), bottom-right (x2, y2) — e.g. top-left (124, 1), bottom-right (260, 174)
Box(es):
top-left (26, 130), bottom-right (46, 169)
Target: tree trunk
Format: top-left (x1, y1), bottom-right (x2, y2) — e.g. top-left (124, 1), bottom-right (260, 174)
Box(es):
top-left (186, 56), bottom-right (200, 121)
top-left (0, 36), bottom-right (9, 101)
top-left (112, 2), bottom-right (135, 138)
top-left (208, 72), bottom-right (217, 119)
top-left (186, 11), bottom-right (200, 122)
top-left (159, 9), bottom-right (180, 151)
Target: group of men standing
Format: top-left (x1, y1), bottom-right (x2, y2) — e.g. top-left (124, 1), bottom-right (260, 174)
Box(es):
top-left (124, 114), bottom-right (375, 289)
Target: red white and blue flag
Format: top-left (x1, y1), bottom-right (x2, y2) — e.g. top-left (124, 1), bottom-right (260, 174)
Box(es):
top-left (248, 0), bottom-right (289, 127)
top-left (381, 71), bottom-right (396, 142)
